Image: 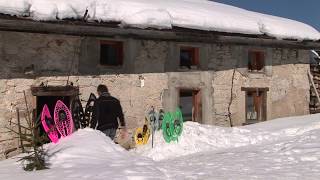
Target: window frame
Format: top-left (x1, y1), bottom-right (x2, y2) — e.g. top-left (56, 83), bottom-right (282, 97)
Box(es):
top-left (242, 87), bottom-right (268, 125)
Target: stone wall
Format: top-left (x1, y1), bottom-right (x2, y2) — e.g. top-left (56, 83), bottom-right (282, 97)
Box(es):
top-left (0, 74), bottom-right (168, 159)
top-left (0, 31), bottom-right (169, 159)
top-left (210, 46), bottom-right (310, 126)
top-left (0, 30), bottom-right (311, 159)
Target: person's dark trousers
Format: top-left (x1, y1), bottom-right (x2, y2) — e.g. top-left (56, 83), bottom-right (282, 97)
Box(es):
top-left (102, 128), bottom-right (117, 140)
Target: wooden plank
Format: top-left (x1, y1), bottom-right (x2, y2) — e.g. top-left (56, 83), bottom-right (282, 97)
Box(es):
top-left (16, 108), bottom-right (25, 153)
top-left (310, 109), bottom-right (320, 114)
top-left (241, 87), bottom-right (269, 92)
top-left (313, 79), bottom-right (320, 85)
top-left (308, 70), bottom-right (320, 106)
top-left (311, 72), bottom-right (320, 77)
top-left (31, 86), bottom-right (79, 96)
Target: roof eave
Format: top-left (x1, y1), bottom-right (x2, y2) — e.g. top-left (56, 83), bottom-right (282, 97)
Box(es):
top-left (0, 17), bottom-right (319, 49)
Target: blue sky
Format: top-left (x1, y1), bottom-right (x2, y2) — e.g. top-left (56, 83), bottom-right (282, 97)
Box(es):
top-left (213, 0), bottom-right (320, 31)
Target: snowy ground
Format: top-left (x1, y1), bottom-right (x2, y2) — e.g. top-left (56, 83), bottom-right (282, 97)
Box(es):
top-left (1, 114), bottom-right (320, 179)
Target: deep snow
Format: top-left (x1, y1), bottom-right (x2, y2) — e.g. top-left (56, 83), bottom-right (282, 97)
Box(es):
top-left (1, 114), bottom-right (320, 179)
top-left (135, 113), bottom-right (320, 161)
top-left (0, 0), bottom-right (319, 41)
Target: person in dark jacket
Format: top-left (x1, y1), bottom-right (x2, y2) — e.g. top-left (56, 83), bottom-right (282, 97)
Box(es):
top-left (91, 84), bottom-right (126, 140)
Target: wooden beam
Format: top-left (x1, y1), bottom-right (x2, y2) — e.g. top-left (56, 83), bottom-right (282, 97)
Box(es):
top-left (31, 86), bottom-right (79, 96)
top-left (241, 87), bottom-right (270, 92)
top-left (0, 18), bottom-right (319, 49)
top-left (16, 108), bottom-right (25, 153)
top-left (308, 70), bottom-right (320, 105)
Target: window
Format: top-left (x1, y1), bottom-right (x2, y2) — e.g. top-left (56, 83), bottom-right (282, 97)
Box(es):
top-left (243, 88), bottom-right (267, 125)
top-left (100, 40), bottom-right (123, 66)
top-left (248, 50), bottom-right (265, 72)
top-left (179, 89), bottom-right (202, 122)
top-left (180, 46), bottom-right (199, 69)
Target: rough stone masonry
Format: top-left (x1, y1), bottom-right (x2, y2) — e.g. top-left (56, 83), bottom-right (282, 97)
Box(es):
top-left (0, 30), bottom-right (310, 159)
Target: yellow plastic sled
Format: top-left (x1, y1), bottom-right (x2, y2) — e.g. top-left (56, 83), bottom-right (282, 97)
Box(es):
top-left (134, 119), bottom-right (150, 145)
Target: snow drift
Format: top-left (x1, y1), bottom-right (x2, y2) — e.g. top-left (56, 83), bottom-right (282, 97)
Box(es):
top-left (0, 129), bottom-right (165, 180)
top-left (1, 114), bottom-right (320, 179)
top-left (45, 128), bottom-right (126, 167)
top-left (0, 0), bottom-right (319, 41)
top-left (135, 113), bottom-right (320, 160)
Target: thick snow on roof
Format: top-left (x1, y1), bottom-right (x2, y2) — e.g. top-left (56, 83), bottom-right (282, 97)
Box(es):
top-left (0, 0), bottom-right (320, 41)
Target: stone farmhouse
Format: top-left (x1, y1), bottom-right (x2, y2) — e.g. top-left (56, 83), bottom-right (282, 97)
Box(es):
top-left (0, 0), bottom-right (319, 158)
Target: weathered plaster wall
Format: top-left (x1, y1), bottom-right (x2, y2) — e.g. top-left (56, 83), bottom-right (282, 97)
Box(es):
top-left (0, 30), bottom-right (311, 159)
top-left (210, 45), bottom-right (310, 126)
top-left (0, 31), bottom-right (82, 158)
top-left (0, 74), bottom-right (168, 159)
top-left (0, 31), bottom-right (168, 159)
top-left (0, 32), bottom-right (80, 78)
top-left (270, 49), bottom-right (310, 119)
top-left (135, 40), bottom-right (169, 73)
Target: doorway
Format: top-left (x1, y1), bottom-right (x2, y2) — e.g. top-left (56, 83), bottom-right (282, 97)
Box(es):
top-left (31, 85), bottom-right (79, 135)
top-left (244, 88), bottom-right (267, 124)
top-left (36, 96), bottom-right (70, 119)
top-left (179, 89), bottom-right (202, 122)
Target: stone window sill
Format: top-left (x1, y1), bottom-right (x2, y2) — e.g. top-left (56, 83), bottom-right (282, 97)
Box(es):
top-left (178, 66), bottom-right (200, 72)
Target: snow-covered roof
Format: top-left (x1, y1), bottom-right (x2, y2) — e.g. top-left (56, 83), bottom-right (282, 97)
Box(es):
top-left (1, 0), bottom-right (320, 41)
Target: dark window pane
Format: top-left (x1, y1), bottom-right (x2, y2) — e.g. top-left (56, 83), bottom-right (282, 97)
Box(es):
top-left (180, 47), bottom-right (199, 69)
top-left (100, 41), bottom-right (123, 66)
top-left (248, 51), bottom-right (265, 71)
top-left (246, 92), bottom-right (256, 121)
top-left (180, 50), bottom-right (193, 68)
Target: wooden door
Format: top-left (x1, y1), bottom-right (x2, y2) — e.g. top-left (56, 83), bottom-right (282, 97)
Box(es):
top-left (192, 90), bottom-right (202, 123)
